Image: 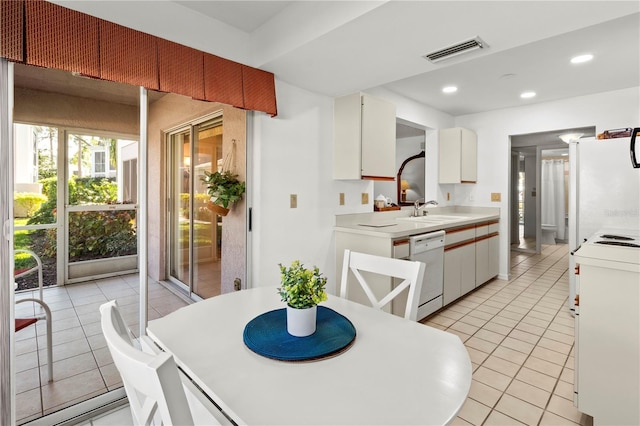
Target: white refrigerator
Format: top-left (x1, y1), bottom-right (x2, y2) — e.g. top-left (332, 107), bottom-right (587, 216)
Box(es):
top-left (568, 134), bottom-right (640, 314)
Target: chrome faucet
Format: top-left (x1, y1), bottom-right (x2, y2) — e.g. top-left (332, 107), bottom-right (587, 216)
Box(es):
top-left (413, 199), bottom-right (439, 217)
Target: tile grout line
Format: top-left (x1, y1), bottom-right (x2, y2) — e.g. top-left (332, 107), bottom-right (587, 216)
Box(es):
top-left (435, 245), bottom-right (579, 425)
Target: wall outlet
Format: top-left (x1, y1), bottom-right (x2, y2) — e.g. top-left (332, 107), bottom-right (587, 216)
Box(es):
top-left (339, 193), bottom-right (345, 205)
top-left (491, 192), bottom-right (501, 202)
top-left (361, 193), bottom-right (369, 204)
top-left (290, 194), bottom-right (297, 208)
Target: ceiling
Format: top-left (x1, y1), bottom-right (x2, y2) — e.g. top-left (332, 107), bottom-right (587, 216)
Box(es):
top-left (170, 1), bottom-right (639, 117)
top-left (25, 1), bottom-right (640, 121)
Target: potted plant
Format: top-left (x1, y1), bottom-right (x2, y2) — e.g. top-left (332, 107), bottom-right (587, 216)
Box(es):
top-left (278, 260), bottom-right (328, 337)
top-left (201, 170), bottom-right (246, 216)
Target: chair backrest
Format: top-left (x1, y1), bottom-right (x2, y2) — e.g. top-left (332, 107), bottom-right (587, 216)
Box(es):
top-left (340, 249), bottom-right (426, 321)
top-left (14, 249), bottom-right (44, 300)
top-left (100, 300), bottom-right (194, 426)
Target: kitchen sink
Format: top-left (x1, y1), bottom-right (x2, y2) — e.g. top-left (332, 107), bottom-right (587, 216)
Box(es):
top-left (396, 215), bottom-right (463, 224)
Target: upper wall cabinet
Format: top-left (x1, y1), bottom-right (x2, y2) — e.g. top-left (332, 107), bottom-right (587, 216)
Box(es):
top-left (333, 93), bottom-right (396, 180)
top-left (438, 127), bottom-right (477, 184)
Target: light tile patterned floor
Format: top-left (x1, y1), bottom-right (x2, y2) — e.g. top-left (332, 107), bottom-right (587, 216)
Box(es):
top-left (24, 244), bottom-right (590, 426)
top-left (423, 243), bottom-right (592, 426)
top-left (14, 274), bottom-right (189, 425)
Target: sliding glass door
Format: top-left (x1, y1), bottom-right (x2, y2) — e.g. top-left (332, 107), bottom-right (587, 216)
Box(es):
top-left (167, 115), bottom-right (223, 299)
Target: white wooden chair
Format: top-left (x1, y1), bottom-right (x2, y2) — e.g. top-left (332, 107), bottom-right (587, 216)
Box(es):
top-left (100, 300), bottom-right (227, 426)
top-left (340, 249), bottom-right (426, 321)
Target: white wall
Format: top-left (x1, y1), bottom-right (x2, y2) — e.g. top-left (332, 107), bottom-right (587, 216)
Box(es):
top-left (251, 81), bottom-right (456, 293)
top-left (251, 81), bottom-right (371, 294)
top-left (454, 86), bottom-right (640, 278)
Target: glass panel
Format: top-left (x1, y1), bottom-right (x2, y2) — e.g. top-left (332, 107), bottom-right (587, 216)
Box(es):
top-left (67, 133), bottom-right (137, 205)
top-left (13, 124), bottom-right (59, 289)
top-left (68, 209), bottom-right (137, 262)
top-left (192, 122), bottom-right (222, 298)
top-left (13, 124), bottom-right (58, 226)
top-left (169, 130), bottom-right (191, 288)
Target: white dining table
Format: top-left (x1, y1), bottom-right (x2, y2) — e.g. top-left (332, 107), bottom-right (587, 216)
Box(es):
top-left (146, 286), bottom-right (472, 425)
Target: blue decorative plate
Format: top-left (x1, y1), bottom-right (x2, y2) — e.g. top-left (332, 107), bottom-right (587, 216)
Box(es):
top-left (243, 306), bottom-right (356, 361)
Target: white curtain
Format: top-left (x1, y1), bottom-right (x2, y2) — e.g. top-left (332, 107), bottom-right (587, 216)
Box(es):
top-left (541, 159), bottom-right (566, 240)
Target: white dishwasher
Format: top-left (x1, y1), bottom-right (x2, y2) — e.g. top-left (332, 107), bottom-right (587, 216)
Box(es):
top-left (410, 230), bottom-right (445, 321)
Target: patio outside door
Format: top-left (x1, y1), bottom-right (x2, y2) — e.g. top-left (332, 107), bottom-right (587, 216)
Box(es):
top-left (167, 116), bottom-right (222, 299)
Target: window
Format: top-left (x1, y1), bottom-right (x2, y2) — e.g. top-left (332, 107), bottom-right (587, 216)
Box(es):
top-left (93, 150), bottom-right (106, 176)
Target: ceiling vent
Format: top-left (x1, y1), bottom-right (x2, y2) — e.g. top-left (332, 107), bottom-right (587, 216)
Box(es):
top-left (423, 37), bottom-right (487, 63)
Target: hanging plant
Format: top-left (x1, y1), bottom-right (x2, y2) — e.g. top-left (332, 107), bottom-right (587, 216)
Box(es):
top-left (202, 170), bottom-right (246, 216)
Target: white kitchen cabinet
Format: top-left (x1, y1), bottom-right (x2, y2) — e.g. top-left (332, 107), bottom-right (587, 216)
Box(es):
top-left (444, 244), bottom-right (476, 305)
top-left (475, 221), bottom-right (499, 286)
top-left (443, 226), bottom-right (476, 305)
top-left (488, 233), bottom-right (499, 279)
top-left (333, 93), bottom-right (396, 180)
top-left (438, 127), bottom-right (477, 184)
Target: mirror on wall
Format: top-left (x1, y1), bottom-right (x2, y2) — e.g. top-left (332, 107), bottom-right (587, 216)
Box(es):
top-left (374, 121), bottom-right (426, 205)
top-left (397, 151), bottom-right (425, 205)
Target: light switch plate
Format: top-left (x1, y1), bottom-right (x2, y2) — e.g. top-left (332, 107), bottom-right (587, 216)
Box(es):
top-left (290, 194), bottom-right (297, 208)
top-left (339, 193), bottom-right (345, 205)
top-left (491, 192), bottom-right (501, 202)
top-left (361, 193), bottom-right (369, 204)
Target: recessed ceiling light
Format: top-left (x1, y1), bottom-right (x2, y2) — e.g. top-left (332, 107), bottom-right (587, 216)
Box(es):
top-left (571, 54), bottom-right (594, 64)
top-left (520, 91), bottom-right (536, 99)
top-left (442, 86), bottom-right (458, 94)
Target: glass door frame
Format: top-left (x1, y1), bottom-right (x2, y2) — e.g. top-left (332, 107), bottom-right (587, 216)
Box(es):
top-left (1, 60), bottom-right (150, 424)
top-left (165, 111), bottom-right (223, 300)
top-left (62, 128), bottom-right (140, 284)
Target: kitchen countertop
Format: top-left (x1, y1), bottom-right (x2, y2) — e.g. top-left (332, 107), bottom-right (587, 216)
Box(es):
top-left (335, 206), bottom-right (500, 238)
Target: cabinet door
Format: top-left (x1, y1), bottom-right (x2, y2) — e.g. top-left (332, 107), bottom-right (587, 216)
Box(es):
top-left (460, 128), bottom-right (477, 182)
top-left (443, 249), bottom-right (461, 305)
top-left (488, 235), bottom-right (499, 279)
top-left (333, 93), bottom-right (362, 179)
top-left (438, 128), bottom-right (462, 184)
top-left (438, 127), bottom-right (477, 184)
top-left (460, 243), bottom-right (476, 295)
top-left (475, 238), bottom-right (489, 286)
top-left (361, 94), bottom-right (396, 178)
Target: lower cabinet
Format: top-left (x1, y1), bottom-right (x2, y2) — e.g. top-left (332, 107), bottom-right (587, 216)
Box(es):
top-left (476, 222), bottom-right (500, 286)
top-left (444, 220), bottom-right (499, 306)
top-left (488, 233), bottom-right (499, 278)
top-left (443, 243), bottom-right (475, 305)
top-left (337, 218), bottom-right (500, 316)
top-left (475, 237), bottom-right (489, 286)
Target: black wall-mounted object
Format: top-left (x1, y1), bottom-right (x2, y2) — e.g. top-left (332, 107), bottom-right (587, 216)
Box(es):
top-left (631, 127), bottom-right (639, 168)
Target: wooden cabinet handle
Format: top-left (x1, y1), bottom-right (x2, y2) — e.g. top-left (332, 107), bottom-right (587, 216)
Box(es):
top-left (574, 295), bottom-right (580, 306)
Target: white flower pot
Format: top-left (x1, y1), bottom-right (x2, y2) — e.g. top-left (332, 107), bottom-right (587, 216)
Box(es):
top-left (286, 305), bottom-right (317, 337)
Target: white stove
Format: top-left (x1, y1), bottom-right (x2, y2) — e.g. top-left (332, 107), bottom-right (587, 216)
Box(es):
top-left (575, 229), bottom-right (640, 266)
top-left (573, 228), bottom-right (640, 425)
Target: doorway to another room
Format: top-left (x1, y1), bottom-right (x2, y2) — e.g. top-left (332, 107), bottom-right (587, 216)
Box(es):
top-left (509, 127), bottom-right (594, 255)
